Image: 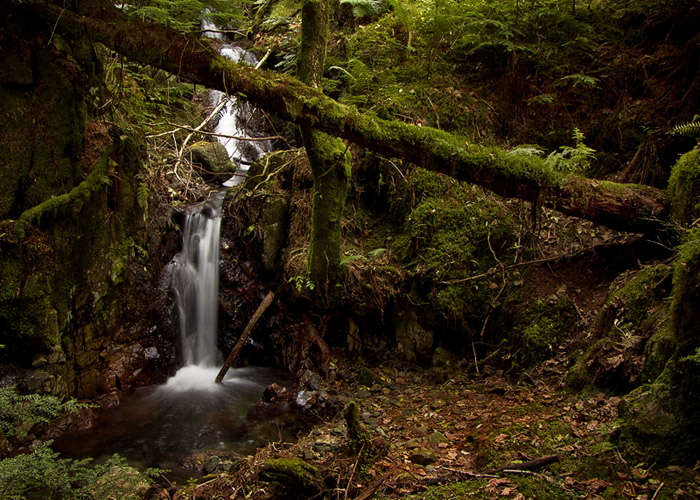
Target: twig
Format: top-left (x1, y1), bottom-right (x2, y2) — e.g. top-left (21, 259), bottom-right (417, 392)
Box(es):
top-left (353, 472), bottom-right (391, 500)
top-left (439, 467), bottom-right (499, 479)
top-left (174, 98), bottom-right (229, 171)
top-left (151, 123), bottom-right (281, 142)
top-left (344, 443), bottom-right (365, 500)
top-left (485, 455), bottom-right (560, 474)
top-left (650, 482), bottom-right (664, 500)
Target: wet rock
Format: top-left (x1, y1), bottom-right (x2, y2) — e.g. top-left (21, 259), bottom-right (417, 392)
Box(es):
top-left (393, 307), bottom-right (435, 364)
top-left (203, 456), bottom-right (220, 475)
top-left (295, 390), bottom-right (317, 409)
top-left (299, 369), bottom-right (322, 391)
top-left (32, 353), bottom-right (48, 368)
top-left (263, 382), bottom-right (289, 402)
top-left (313, 438), bottom-right (341, 453)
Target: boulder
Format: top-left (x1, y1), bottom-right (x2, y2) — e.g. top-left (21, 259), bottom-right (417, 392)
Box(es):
top-left (190, 142), bottom-right (236, 183)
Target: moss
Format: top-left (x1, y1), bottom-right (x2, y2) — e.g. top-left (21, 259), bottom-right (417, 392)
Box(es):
top-left (567, 264), bottom-right (673, 392)
top-left (667, 147), bottom-right (700, 225)
top-left (14, 142), bottom-right (120, 241)
top-left (343, 400), bottom-right (366, 454)
top-left (303, 129), bottom-right (351, 302)
top-left (262, 458), bottom-right (320, 490)
top-left (391, 172), bottom-right (517, 333)
top-left (513, 295), bottom-right (577, 368)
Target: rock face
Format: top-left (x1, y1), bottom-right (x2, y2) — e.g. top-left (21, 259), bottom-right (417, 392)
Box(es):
top-left (0, 6), bottom-right (178, 399)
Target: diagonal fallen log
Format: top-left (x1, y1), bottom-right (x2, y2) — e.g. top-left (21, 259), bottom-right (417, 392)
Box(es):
top-left (215, 290), bottom-right (275, 383)
top-left (19, 0), bottom-right (669, 234)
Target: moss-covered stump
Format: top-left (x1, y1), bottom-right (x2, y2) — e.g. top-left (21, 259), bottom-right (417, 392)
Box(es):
top-left (667, 147), bottom-right (700, 225)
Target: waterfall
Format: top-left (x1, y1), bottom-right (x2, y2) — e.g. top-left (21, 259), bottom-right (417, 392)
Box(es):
top-left (173, 191), bottom-right (225, 368)
top-left (167, 25), bottom-right (269, 388)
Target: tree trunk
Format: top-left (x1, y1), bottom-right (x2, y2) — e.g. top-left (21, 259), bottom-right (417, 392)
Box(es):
top-left (297, 0), bottom-right (351, 302)
top-left (19, 0), bottom-right (669, 235)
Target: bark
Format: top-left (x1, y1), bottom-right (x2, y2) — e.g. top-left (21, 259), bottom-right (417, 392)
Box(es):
top-left (215, 291), bottom-right (275, 383)
top-left (297, 0), bottom-right (351, 300)
top-left (19, 0), bottom-right (669, 234)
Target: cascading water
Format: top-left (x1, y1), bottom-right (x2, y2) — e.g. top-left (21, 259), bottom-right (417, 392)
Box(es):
top-left (174, 192), bottom-right (224, 368)
top-left (52, 23), bottom-right (304, 474)
top-left (165, 34), bottom-right (270, 390)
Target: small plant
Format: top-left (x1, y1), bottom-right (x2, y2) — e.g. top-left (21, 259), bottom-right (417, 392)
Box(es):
top-left (288, 275), bottom-right (316, 293)
top-left (340, 0), bottom-right (384, 19)
top-left (545, 127), bottom-right (596, 173)
top-left (0, 386), bottom-right (90, 441)
top-left (669, 115), bottom-right (700, 139)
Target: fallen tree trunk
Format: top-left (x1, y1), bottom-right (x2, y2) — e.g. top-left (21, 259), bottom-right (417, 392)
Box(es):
top-left (20, 0), bottom-right (669, 234)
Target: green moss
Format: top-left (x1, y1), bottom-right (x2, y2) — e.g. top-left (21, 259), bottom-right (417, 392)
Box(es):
top-left (513, 296), bottom-right (577, 368)
top-left (667, 148), bottom-right (700, 225)
top-left (262, 458), bottom-right (320, 490)
top-left (391, 172), bottom-right (516, 332)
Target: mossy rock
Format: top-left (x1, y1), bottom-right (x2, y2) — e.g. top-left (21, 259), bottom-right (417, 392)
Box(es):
top-left (511, 295), bottom-right (577, 369)
top-left (262, 457), bottom-right (321, 492)
top-left (568, 265), bottom-right (672, 392)
top-left (190, 141), bottom-right (236, 183)
top-left (667, 147), bottom-right (700, 225)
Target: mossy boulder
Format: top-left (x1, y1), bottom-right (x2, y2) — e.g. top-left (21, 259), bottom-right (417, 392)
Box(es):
top-left (617, 229), bottom-right (700, 465)
top-left (568, 265), bottom-right (672, 392)
top-left (190, 141), bottom-right (236, 183)
top-left (262, 457), bottom-right (321, 492)
top-left (512, 294), bottom-right (577, 369)
top-left (667, 147), bottom-right (700, 225)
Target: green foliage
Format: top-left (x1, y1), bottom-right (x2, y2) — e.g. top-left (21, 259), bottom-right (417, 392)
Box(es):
top-left (288, 274), bottom-right (316, 292)
top-left (0, 386), bottom-right (90, 441)
top-left (340, 0), bottom-right (384, 19)
top-left (124, 0), bottom-right (249, 32)
top-left (669, 115), bottom-right (700, 138)
top-left (0, 442), bottom-right (161, 500)
top-left (544, 127), bottom-right (596, 173)
top-left (514, 296), bottom-right (577, 367)
top-left (667, 147), bottom-right (700, 225)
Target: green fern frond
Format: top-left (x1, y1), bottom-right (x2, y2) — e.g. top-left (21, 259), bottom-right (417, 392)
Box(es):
top-left (137, 183), bottom-right (150, 211)
top-left (670, 116), bottom-right (700, 137)
top-left (340, 0), bottom-right (383, 19)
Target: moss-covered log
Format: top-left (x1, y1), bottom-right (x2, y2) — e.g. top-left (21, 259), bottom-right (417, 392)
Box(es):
top-left (21, 0), bottom-right (668, 234)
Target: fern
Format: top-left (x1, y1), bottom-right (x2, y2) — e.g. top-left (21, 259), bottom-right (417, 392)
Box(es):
top-left (670, 115), bottom-right (700, 137)
top-left (340, 0), bottom-right (383, 19)
top-left (545, 128), bottom-right (596, 173)
top-left (137, 182), bottom-right (150, 212)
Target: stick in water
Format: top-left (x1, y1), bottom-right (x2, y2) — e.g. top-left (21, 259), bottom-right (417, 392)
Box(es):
top-left (215, 291), bottom-right (275, 383)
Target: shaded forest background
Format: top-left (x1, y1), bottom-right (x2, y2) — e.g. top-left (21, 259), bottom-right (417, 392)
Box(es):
top-left (1, 0), bottom-right (700, 498)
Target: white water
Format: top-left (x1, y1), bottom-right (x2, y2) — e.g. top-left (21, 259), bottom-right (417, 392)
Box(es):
top-left (173, 192), bottom-right (225, 367)
top-left (211, 46), bottom-right (271, 186)
top-left (167, 30), bottom-right (270, 389)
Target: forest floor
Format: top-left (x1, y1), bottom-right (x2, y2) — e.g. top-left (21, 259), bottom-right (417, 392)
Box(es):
top-left (169, 354), bottom-right (700, 500)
